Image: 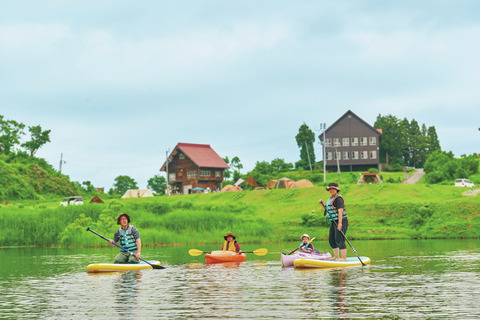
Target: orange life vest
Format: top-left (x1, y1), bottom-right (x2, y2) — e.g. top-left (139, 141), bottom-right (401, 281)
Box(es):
top-left (222, 240), bottom-right (237, 251)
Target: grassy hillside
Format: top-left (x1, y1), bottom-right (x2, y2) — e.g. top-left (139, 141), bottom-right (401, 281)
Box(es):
top-left (1, 183), bottom-right (478, 248)
top-left (0, 153), bottom-right (80, 201)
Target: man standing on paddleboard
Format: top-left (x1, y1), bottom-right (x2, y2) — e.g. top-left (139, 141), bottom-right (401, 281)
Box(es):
top-left (109, 213), bottom-right (142, 264)
top-left (319, 182), bottom-right (348, 261)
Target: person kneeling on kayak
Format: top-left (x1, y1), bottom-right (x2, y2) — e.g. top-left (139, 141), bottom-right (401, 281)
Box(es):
top-left (299, 234), bottom-right (315, 252)
top-left (109, 213), bottom-right (141, 264)
top-left (221, 232), bottom-right (243, 254)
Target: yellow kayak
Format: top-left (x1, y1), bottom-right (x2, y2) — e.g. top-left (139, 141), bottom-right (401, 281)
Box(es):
top-left (86, 261), bottom-right (162, 273)
top-left (294, 257), bottom-right (370, 268)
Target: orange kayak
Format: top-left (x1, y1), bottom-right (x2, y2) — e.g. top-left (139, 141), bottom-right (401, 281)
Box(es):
top-left (205, 250), bottom-right (247, 263)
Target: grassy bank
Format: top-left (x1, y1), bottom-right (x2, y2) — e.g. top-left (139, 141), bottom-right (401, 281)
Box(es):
top-left (0, 184), bottom-right (479, 247)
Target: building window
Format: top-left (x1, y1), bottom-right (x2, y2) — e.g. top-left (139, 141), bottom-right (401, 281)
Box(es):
top-left (199, 170), bottom-right (211, 176)
top-left (351, 137), bottom-right (358, 146)
top-left (334, 138), bottom-right (341, 147)
top-left (215, 171), bottom-right (221, 177)
top-left (369, 137), bottom-right (376, 145)
top-left (187, 171), bottom-right (197, 177)
top-left (342, 138), bottom-right (350, 146)
top-left (334, 152), bottom-right (341, 160)
top-left (343, 151), bottom-right (349, 160)
top-left (370, 151), bottom-right (377, 159)
top-left (352, 151), bottom-right (359, 159)
top-left (361, 151), bottom-right (368, 159)
top-left (179, 153), bottom-right (185, 160)
top-left (326, 152), bottom-right (333, 160)
top-left (325, 138), bottom-right (332, 147)
top-left (361, 137), bottom-right (368, 146)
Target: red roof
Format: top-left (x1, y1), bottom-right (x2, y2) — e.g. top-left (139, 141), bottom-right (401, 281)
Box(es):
top-left (161, 143), bottom-right (229, 170)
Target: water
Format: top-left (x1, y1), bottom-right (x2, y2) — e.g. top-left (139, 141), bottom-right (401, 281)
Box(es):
top-left (1, 239), bottom-right (480, 319)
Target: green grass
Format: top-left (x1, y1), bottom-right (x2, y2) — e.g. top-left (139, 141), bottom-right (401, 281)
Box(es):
top-left (0, 183), bottom-right (478, 247)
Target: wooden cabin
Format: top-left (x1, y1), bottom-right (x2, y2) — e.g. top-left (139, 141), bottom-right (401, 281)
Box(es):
top-left (319, 110), bottom-right (382, 172)
top-left (160, 143), bottom-right (230, 194)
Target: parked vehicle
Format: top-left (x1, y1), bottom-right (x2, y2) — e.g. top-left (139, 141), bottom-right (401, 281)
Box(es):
top-left (60, 196), bottom-right (84, 206)
top-left (454, 179), bottom-right (475, 188)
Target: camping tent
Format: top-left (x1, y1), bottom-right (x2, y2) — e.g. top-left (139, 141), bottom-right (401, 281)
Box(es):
top-left (220, 185), bottom-right (243, 192)
top-left (266, 180), bottom-right (277, 189)
top-left (274, 177), bottom-right (295, 189)
top-left (90, 195), bottom-right (104, 203)
top-left (294, 179), bottom-right (315, 188)
top-left (122, 189), bottom-right (154, 198)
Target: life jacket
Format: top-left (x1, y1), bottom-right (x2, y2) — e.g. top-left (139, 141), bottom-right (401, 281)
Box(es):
top-left (119, 225), bottom-right (138, 251)
top-left (222, 240), bottom-right (237, 251)
top-left (299, 242), bottom-right (314, 250)
top-left (325, 195), bottom-right (347, 221)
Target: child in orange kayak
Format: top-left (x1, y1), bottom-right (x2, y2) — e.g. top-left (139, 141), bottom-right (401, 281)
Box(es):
top-left (299, 234), bottom-right (315, 252)
top-left (221, 232), bottom-right (243, 254)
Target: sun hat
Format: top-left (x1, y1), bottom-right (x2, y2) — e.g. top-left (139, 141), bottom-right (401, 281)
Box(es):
top-left (117, 213), bottom-right (131, 225)
top-left (326, 182), bottom-right (340, 192)
top-left (301, 234), bottom-right (310, 240)
top-left (224, 232), bottom-right (236, 240)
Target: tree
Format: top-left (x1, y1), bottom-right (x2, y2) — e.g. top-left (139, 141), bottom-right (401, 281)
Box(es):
top-left (375, 114), bottom-right (403, 165)
top-left (295, 123), bottom-right (315, 170)
top-left (271, 158), bottom-right (293, 171)
top-left (82, 181), bottom-right (96, 193)
top-left (113, 175), bottom-right (138, 195)
top-left (230, 156), bottom-right (243, 173)
top-left (222, 156), bottom-right (231, 179)
top-left (147, 174), bottom-right (167, 195)
top-left (21, 125), bottom-right (51, 158)
top-left (0, 115), bottom-right (25, 154)
top-left (427, 126), bottom-right (441, 153)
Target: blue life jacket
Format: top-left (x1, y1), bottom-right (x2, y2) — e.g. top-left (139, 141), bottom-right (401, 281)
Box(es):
top-left (325, 195), bottom-right (347, 221)
top-left (119, 225), bottom-right (138, 251)
top-left (299, 242), bottom-right (314, 250)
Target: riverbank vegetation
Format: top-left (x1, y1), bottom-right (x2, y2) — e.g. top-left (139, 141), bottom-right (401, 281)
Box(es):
top-left (1, 184), bottom-right (478, 248)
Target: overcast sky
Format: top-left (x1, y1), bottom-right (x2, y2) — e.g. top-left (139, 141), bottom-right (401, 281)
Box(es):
top-left (1, 1), bottom-right (479, 189)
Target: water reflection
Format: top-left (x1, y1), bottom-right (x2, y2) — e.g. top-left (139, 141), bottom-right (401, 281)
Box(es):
top-left (329, 268), bottom-right (348, 319)
top-left (113, 271), bottom-right (142, 316)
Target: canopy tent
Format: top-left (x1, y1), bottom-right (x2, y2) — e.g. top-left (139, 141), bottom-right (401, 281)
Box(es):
top-left (294, 179), bottom-right (315, 188)
top-left (90, 195), bottom-right (104, 203)
top-left (221, 185), bottom-right (243, 192)
top-left (245, 176), bottom-right (259, 188)
top-left (122, 189), bottom-right (154, 198)
top-left (274, 177), bottom-right (295, 189)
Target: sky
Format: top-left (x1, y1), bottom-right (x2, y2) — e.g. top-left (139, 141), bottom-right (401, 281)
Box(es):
top-left (1, 1), bottom-right (479, 190)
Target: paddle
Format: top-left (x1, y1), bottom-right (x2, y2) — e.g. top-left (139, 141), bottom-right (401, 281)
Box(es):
top-left (86, 227), bottom-right (165, 269)
top-left (331, 220), bottom-right (366, 266)
top-left (287, 237), bottom-right (316, 255)
top-left (189, 248), bottom-right (268, 256)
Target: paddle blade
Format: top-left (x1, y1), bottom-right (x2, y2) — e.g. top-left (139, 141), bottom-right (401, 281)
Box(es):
top-left (152, 264), bottom-right (166, 269)
top-left (189, 249), bottom-right (204, 256)
top-left (252, 248), bottom-right (268, 256)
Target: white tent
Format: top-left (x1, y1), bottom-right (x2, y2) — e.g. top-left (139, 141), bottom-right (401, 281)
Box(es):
top-left (122, 189), bottom-right (154, 198)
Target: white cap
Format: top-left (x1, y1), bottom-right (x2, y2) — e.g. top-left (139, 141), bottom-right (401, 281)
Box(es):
top-left (301, 234), bottom-right (310, 240)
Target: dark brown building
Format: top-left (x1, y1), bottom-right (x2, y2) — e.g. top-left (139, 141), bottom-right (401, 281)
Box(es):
top-left (160, 143), bottom-right (229, 194)
top-left (319, 110), bottom-right (382, 172)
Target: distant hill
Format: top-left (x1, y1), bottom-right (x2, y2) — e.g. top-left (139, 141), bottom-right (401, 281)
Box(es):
top-left (0, 152), bottom-right (80, 201)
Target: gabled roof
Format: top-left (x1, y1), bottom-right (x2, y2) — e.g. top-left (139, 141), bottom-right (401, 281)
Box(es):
top-left (160, 143), bottom-right (230, 171)
top-left (318, 110), bottom-right (381, 140)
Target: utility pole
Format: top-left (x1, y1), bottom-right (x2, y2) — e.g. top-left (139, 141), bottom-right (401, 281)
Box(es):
top-left (305, 140), bottom-right (313, 171)
top-left (320, 123), bottom-right (327, 183)
top-left (59, 153), bottom-right (66, 173)
top-left (165, 149), bottom-right (170, 195)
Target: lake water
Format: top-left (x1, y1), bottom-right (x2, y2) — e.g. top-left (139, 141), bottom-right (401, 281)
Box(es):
top-left (1, 239), bottom-right (480, 319)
